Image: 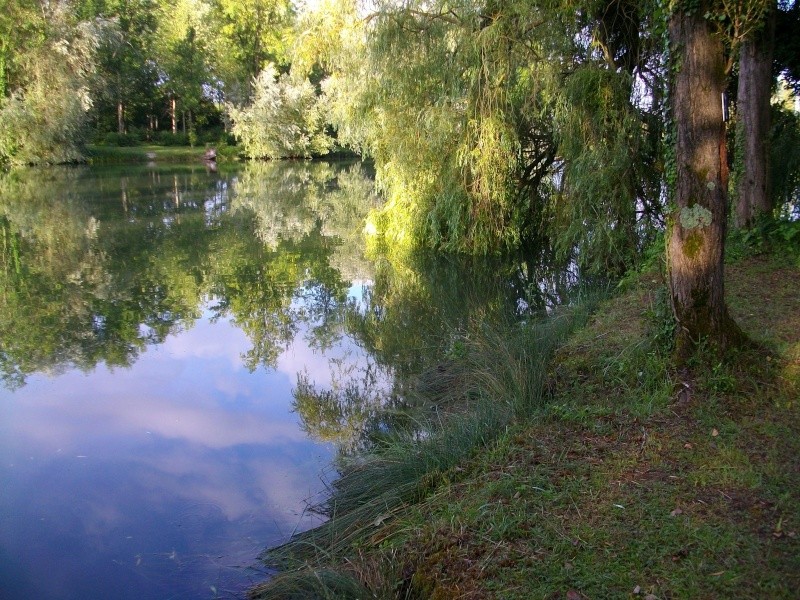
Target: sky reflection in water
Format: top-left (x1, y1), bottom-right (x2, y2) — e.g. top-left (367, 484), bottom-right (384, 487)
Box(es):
top-left (0, 306), bottom-right (352, 599)
top-left (0, 163), bottom-right (379, 599)
top-left (0, 162), bottom-right (572, 599)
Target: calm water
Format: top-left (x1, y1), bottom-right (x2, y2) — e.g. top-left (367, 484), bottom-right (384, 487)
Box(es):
top-left (0, 161), bottom-right (571, 599)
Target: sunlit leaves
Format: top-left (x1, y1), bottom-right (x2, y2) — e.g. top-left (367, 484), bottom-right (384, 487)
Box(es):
top-left (0, 6), bottom-right (111, 165)
top-left (228, 64), bottom-right (332, 159)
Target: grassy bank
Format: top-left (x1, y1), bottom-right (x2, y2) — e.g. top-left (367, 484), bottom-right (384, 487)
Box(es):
top-left (85, 144), bottom-right (237, 164)
top-left (252, 246), bottom-right (800, 599)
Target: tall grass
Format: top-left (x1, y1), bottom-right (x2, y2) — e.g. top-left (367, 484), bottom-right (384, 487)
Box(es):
top-left (250, 292), bottom-right (603, 600)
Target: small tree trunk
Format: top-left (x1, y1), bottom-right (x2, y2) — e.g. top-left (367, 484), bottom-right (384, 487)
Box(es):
top-left (0, 47), bottom-right (7, 98)
top-left (171, 97), bottom-right (177, 135)
top-left (668, 4), bottom-right (745, 360)
top-left (736, 4), bottom-right (776, 228)
top-left (117, 100), bottom-right (125, 134)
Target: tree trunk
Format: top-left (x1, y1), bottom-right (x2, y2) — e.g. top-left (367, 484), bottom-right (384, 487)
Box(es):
top-left (171, 97), bottom-right (177, 135)
top-left (0, 46), bottom-right (7, 98)
top-left (668, 4), bottom-right (745, 360)
top-left (117, 100), bottom-right (125, 134)
top-left (736, 4), bottom-right (776, 228)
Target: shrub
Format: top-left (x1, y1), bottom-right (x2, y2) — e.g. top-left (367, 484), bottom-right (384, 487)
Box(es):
top-left (227, 64), bottom-right (332, 159)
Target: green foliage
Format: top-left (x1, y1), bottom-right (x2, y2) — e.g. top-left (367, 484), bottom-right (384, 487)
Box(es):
top-left (727, 215), bottom-right (800, 265)
top-left (0, 7), bottom-right (107, 165)
top-left (100, 132), bottom-right (142, 146)
top-left (209, 0), bottom-right (294, 101)
top-left (228, 64), bottom-right (331, 159)
top-left (307, 0), bottom-right (665, 270)
top-left (647, 284), bottom-right (677, 353)
top-left (554, 66), bottom-right (662, 274)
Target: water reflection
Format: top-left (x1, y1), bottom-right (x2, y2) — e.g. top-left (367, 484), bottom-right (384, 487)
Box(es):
top-left (0, 162), bottom-right (379, 388)
top-left (0, 162), bottom-right (378, 599)
top-left (0, 161), bottom-right (575, 599)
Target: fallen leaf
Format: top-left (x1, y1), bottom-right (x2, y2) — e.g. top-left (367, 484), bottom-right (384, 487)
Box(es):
top-left (711, 428), bottom-right (719, 437)
top-left (711, 571), bottom-right (725, 577)
top-left (670, 508), bottom-right (683, 517)
top-left (683, 442), bottom-right (693, 449)
top-left (633, 585), bottom-right (641, 594)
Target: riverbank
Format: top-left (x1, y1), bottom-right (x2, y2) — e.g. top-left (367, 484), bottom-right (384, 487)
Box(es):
top-left (84, 144), bottom-right (360, 165)
top-left (252, 241), bottom-right (799, 598)
top-left (85, 144), bottom-right (237, 164)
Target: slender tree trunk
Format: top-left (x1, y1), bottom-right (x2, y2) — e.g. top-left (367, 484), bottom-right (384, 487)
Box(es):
top-left (117, 100), bottom-right (125, 134)
top-left (668, 4), bottom-right (745, 360)
top-left (171, 97), bottom-right (177, 135)
top-left (736, 4), bottom-right (776, 228)
top-left (0, 45), bottom-right (7, 98)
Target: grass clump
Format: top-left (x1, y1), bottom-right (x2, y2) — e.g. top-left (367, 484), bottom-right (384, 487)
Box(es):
top-left (250, 295), bottom-right (603, 599)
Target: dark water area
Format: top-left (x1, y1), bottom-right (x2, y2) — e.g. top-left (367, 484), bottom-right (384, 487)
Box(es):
top-left (0, 162), bottom-right (574, 599)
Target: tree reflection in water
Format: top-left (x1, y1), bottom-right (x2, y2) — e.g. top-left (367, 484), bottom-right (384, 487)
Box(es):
top-left (0, 161), bottom-right (578, 453)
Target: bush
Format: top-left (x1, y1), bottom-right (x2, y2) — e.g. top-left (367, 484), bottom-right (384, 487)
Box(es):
top-left (153, 131), bottom-right (190, 146)
top-left (227, 64), bottom-right (332, 159)
top-left (101, 132), bottom-right (141, 146)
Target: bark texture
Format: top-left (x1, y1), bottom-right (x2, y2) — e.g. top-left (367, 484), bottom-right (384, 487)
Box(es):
top-left (668, 6), bottom-right (744, 360)
top-left (736, 4), bottom-right (776, 228)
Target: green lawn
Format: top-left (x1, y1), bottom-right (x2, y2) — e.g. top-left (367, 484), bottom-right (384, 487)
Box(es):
top-left (85, 144), bottom-right (233, 164)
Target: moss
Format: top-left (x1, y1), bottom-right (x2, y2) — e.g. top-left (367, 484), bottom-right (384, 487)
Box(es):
top-left (683, 229), bottom-right (704, 259)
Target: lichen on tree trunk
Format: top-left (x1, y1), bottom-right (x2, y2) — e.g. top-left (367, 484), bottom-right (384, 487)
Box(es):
top-left (668, 4), bottom-right (746, 362)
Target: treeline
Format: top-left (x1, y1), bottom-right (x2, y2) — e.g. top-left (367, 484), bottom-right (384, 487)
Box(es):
top-left (291, 0), bottom-right (800, 354)
top-left (0, 0), bottom-right (301, 163)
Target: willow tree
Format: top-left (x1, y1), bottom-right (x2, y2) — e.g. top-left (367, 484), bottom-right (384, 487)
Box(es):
top-left (0, 5), bottom-right (108, 165)
top-left (298, 0), bottom-right (664, 272)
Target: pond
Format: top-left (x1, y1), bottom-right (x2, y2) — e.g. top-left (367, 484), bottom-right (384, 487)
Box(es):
top-left (0, 161), bottom-right (573, 599)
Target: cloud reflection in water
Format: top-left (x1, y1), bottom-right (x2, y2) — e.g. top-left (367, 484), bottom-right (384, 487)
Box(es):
top-left (0, 309), bottom-right (351, 600)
